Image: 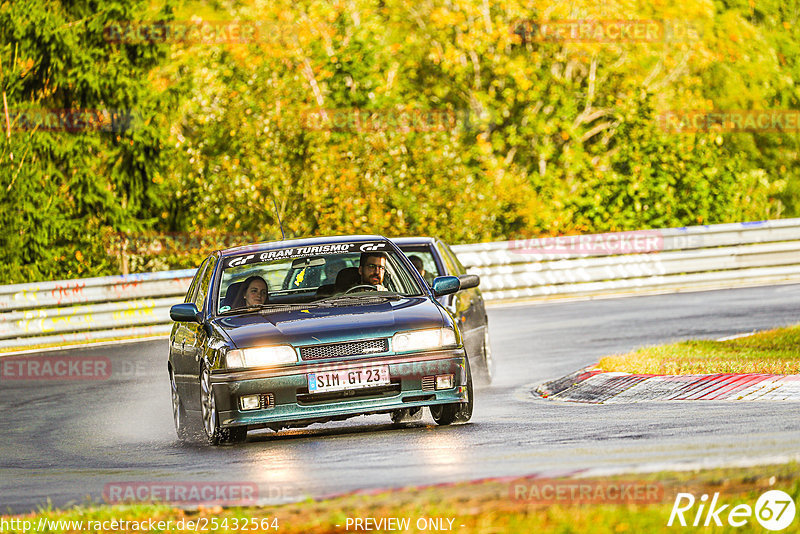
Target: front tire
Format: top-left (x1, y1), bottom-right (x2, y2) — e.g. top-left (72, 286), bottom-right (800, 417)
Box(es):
top-left (472, 326), bottom-right (494, 386)
top-left (171, 369), bottom-right (199, 443)
top-left (430, 359), bottom-right (473, 425)
top-left (201, 367), bottom-right (247, 445)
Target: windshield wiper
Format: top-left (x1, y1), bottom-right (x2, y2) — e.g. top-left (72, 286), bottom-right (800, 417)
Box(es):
top-left (219, 303), bottom-right (321, 315)
top-left (218, 304), bottom-right (270, 315)
top-left (258, 303), bottom-right (326, 315)
top-left (315, 293), bottom-right (402, 305)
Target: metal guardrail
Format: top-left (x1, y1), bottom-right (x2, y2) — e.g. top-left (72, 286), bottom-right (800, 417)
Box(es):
top-left (0, 270), bottom-right (194, 348)
top-left (0, 269), bottom-right (195, 310)
top-left (452, 219), bottom-right (800, 301)
top-left (2, 219), bottom-right (800, 349)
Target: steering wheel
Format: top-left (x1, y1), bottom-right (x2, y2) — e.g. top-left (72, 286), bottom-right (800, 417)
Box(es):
top-left (345, 284), bottom-right (378, 294)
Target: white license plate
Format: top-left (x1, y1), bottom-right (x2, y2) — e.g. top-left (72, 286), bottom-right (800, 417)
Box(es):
top-left (308, 365), bottom-right (390, 393)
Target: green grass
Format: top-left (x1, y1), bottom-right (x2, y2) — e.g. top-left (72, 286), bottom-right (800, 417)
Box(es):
top-left (3, 464), bottom-right (800, 533)
top-left (598, 324), bottom-right (800, 374)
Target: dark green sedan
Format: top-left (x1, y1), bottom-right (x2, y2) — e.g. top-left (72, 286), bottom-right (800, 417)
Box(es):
top-left (168, 235), bottom-right (477, 445)
top-left (393, 237), bottom-right (493, 385)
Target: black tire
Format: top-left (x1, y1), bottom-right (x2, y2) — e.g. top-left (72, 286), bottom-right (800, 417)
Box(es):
top-left (390, 406), bottom-right (423, 425)
top-left (430, 359), bottom-right (473, 425)
top-left (222, 426), bottom-right (248, 444)
top-left (171, 369), bottom-right (199, 443)
top-left (472, 326), bottom-right (494, 386)
top-left (454, 360), bottom-right (474, 423)
top-left (429, 402), bottom-right (458, 425)
top-left (200, 367), bottom-right (247, 445)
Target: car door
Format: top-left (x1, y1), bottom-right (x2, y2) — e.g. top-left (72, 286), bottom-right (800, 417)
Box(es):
top-left (172, 258), bottom-right (208, 356)
top-left (171, 257), bottom-right (208, 393)
top-left (437, 240), bottom-right (485, 360)
top-left (181, 255), bottom-right (216, 409)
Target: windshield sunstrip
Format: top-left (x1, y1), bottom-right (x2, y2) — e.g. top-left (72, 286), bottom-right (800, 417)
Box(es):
top-left (226, 241), bottom-right (388, 268)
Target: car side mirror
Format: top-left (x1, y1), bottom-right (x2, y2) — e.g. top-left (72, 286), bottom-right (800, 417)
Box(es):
top-left (432, 276), bottom-right (460, 297)
top-left (170, 303), bottom-right (202, 323)
top-left (457, 274), bottom-right (480, 290)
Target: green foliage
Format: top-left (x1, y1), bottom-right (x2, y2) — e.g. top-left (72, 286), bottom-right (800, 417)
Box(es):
top-left (566, 92), bottom-right (778, 231)
top-left (698, 0), bottom-right (800, 218)
top-left (0, 0), bottom-right (175, 282)
top-left (1, 0), bottom-right (797, 282)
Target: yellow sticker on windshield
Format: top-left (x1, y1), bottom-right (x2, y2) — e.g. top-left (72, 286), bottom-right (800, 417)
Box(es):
top-left (295, 267), bottom-right (306, 287)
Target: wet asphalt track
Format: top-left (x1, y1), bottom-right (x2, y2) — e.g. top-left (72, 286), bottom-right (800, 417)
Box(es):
top-left (2, 284), bottom-right (800, 513)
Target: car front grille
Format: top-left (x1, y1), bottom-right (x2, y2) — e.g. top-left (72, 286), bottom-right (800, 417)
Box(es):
top-left (259, 393), bottom-right (275, 409)
top-left (421, 376), bottom-right (436, 391)
top-left (299, 338), bottom-right (389, 360)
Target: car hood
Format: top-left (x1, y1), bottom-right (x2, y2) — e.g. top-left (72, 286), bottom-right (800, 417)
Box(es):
top-left (213, 297), bottom-right (446, 349)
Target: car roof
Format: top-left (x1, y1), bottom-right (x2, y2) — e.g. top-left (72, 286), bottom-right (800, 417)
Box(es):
top-left (391, 236), bottom-right (438, 246)
top-left (219, 235), bottom-right (388, 257)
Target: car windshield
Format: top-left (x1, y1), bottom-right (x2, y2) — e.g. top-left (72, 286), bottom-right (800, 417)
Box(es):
top-left (216, 241), bottom-right (424, 313)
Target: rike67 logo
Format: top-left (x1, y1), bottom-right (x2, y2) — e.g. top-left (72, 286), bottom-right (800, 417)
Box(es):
top-left (668, 490), bottom-right (796, 531)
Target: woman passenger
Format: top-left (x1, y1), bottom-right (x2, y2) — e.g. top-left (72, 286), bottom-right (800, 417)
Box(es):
top-left (234, 276), bottom-right (269, 308)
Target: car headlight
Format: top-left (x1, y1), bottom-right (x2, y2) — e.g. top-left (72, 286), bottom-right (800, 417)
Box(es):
top-left (225, 345), bottom-right (297, 369)
top-left (392, 328), bottom-right (457, 352)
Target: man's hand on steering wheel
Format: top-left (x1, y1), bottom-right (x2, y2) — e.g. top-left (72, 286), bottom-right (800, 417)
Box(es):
top-left (344, 284), bottom-right (378, 294)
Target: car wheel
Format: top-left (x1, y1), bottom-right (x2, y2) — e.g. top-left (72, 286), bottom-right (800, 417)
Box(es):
top-left (390, 406), bottom-right (423, 425)
top-left (171, 369), bottom-right (198, 443)
top-left (473, 327), bottom-right (494, 386)
top-left (200, 367), bottom-right (247, 445)
top-left (454, 359), bottom-right (474, 423)
top-left (430, 359), bottom-right (473, 425)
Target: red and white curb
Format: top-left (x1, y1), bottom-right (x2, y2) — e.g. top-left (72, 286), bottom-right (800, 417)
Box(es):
top-left (537, 368), bottom-right (800, 403)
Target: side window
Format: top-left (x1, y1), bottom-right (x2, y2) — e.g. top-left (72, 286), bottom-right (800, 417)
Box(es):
top-left (437, 243), bottom-right (460, 275)
top-left (419, 251), bottom-right (441, 277)
top-left (441, 242), bottom-right (467, 275)
top-left (192, 256), bottom-right (217, 313)
top-left (401, 248), bottom-right (439, 284)
top-left (185, 257), bottom-right (210, 304)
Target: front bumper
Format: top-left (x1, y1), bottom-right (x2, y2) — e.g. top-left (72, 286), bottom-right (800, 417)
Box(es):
top-left (210, 348), bottom-right (468, 428)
